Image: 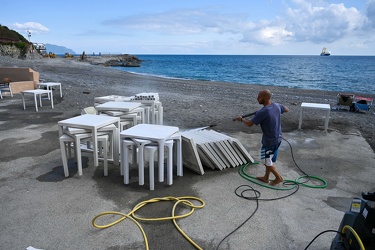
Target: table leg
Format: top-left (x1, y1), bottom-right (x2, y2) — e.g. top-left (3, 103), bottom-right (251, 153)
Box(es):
top-left (151, 104), bottom-right (155, 124)
top-left (133, 139), bottom-right (151, 185)
top-left (121, 139), bottom-right (129, 183)
top-left (59, 83), bottom-right (63, 97)
top-left (298, 107), bottom-right (303, 130)
top-left (158, 140), bottom-right (165, 182)
top-left (158, 106), bottom-right (163, 125)
top-left (59, 138), bottom-right (70, 177)
top-left (113, 127), bottom-right (119, 166)
top-left (74, 136), bottom-right (83, 176)
top-left (22, 93), bottom-right (26, 110)
top-left (50, 91), bottom-right (54, 109)
top-left (137, 144), bottom-right (145, 185)
top-left (175, 136), bottom-right (183, 176)
top-left (34, 93), bottom-right (39, 112)
top-left (325, 109), bottom-right (330, 132)
top-left (93, 129), bottom-right (99, 167)
top-left (47, 86), bottom-right (51, 100)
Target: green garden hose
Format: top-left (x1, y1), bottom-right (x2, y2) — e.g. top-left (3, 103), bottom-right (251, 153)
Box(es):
top-left (239, 163), bottom-right (327, 190)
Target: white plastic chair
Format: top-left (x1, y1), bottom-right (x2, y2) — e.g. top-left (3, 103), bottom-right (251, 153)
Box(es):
top-left (144, 145), bottom-right (158, 190)
top-left (146, 139), bottom-right (174, 186)
top-left (81, 106), bottom-right (97, 115)
top-left (65, 124), bottom-right (117, 162)
top-left (60, 123), bottom-right (118, 177)
top-left (122, 138), bottom-right (174, 189)
top-left (121, 138), bottom-right (152, 185)
top-left (60, 133), bottom-right (109, 177)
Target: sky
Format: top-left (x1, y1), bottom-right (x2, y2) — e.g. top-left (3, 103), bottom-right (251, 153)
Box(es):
top-left (1, 0), bottom-right (375, 55)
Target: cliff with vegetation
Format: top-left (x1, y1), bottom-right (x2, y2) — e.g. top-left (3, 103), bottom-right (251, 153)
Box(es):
top-left (0, 25), bottom-right (38, 58)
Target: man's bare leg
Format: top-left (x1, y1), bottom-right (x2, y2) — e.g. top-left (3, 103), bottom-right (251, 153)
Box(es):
top-left (268, 165), bottom-right (283, 185)
top-left (257, 165), bottom-right (271, 183)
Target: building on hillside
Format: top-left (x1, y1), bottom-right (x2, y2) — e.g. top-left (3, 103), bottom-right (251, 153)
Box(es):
top-left (33, 43), bottom-right (47, 55)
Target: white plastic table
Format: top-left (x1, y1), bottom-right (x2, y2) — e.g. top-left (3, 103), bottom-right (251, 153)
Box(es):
top-left (37, 82), bottom-right (62, 97)
top-left (58, 114), bottom-right (120, 167)
top-left (120, 124), bottom-right (179, 184)
top-left (96, 101), bottom-right (146, 125)
top-left (95, 101), bottom-right (141, 112)
top-left (21, 89), bottom-right (53, 112)
top-left (299, 102), bottom-right (331, 132)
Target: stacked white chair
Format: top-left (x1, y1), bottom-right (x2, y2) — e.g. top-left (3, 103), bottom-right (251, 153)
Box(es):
top-left (121, 138), bottom-right (152, 185)
top-left (60, 131), bottom-right (109, 177)
top-left (59, 109), bottom-right (119, 177)
top-left (121, 137), bottom-right (179, 190)
top-left (146, 140), bottom-right (174, 187)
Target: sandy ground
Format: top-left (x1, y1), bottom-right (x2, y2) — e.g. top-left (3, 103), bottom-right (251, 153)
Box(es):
top-left (1, 56), bottom-right (375, 250)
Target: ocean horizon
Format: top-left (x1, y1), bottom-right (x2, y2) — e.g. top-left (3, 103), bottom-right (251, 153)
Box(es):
top-left (112, 55), bottom-right (375, 95)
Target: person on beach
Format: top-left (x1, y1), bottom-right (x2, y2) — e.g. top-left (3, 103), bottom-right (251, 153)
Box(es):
top-left (234, 89), bottom-right (289, 185)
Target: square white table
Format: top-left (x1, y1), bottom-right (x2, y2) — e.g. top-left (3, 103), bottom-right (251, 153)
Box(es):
top-left (120, 124), bottom-right (179, 184)
top-left (96, 101), bottom-right (146, 126)
top-left (21, 89), bottom-right (53, 112)
top-left (299, 102), bottom-right (331, 132)
top-left (58, 114), bottom-right (120, 167)
top-left (95, 101), bottom-right (141, 112)
top-left (37, 82), bottom-right (62, 97)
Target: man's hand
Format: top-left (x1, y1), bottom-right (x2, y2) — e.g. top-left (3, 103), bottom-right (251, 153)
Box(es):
top-left (233, 115), bottom-right (243, 122)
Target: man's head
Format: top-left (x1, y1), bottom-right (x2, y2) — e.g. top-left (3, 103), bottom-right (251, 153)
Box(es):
top-left (257, 89), bottom-right (272, 105)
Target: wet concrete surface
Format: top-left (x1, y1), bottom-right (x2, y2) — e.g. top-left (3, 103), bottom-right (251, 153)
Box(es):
top-left (1, 96), bottom-right (374, 250)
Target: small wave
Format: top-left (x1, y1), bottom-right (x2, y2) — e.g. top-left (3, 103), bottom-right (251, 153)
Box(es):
top-left (115, 69), bottom-right (211, 82)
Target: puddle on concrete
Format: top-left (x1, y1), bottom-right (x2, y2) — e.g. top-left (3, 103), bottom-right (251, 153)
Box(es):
top-left (36, 157), bottom-right (89, 182)
top-left (324, 196), bottom-right (353, 212)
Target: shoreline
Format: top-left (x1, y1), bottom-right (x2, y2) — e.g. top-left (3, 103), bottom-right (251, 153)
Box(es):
top-left (1, 56), bottom-right (374, 152)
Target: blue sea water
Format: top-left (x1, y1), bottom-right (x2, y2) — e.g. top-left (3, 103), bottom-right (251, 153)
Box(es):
top-left (113, 55), bottom-right (375, 94)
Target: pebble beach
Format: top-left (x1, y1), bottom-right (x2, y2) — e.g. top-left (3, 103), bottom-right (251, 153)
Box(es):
top-left (1, 55), bottom-right (374, 152)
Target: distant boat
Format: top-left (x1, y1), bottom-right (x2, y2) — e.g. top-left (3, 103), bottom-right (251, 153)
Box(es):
top-left (320, 47), bottom-right (331, 56)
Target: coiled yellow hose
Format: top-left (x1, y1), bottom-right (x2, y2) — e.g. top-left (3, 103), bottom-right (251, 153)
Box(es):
top-left (92, 196), bottom-right (205, 250)
top-left (342, 225), bottom-right (365, 250)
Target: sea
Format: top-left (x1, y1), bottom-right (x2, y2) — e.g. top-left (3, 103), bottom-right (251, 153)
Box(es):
top-left (112, 55), bottom-right (375, 95)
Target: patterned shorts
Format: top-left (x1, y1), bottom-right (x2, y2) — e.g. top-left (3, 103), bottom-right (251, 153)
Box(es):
top-left (261, 142), bottom-right (281, 166)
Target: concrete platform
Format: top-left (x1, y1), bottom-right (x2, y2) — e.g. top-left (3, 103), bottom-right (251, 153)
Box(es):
top-left (1, 97), bottom-right (374, 250)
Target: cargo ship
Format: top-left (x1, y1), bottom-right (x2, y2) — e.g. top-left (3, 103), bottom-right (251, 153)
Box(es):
top-left (320, 47), bottom-right (331, 56)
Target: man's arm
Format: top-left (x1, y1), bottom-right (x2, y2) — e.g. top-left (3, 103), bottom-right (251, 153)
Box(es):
top-left (234, 115), bottom-right (254, 127)
top-left (242, 118), bottom-right (254, 127)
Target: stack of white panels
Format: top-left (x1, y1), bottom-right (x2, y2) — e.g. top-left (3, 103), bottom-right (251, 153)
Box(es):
top-left (181, 129), bottom-right (254, 175)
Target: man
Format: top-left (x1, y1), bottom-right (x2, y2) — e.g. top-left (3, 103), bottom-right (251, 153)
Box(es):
top-left (235, 89), bottom-right (289, 185)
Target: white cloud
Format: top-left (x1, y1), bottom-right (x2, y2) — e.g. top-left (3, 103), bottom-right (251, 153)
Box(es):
top-left (285, 1), bottom-right (366, 43)
top-left (103, 8), bottom-right (247, 35)
top-left (11, 22), bottom-right (49, 35)
top-left (100, 1), bottom-right (373, 49)
top-left (241, 25), bottom-right (293, 45)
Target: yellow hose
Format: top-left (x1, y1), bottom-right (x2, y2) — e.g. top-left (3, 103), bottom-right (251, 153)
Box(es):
top-left (92, 196), bottom-right (205, 250)
top-left (342, 225), bottom-right (365, 250)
